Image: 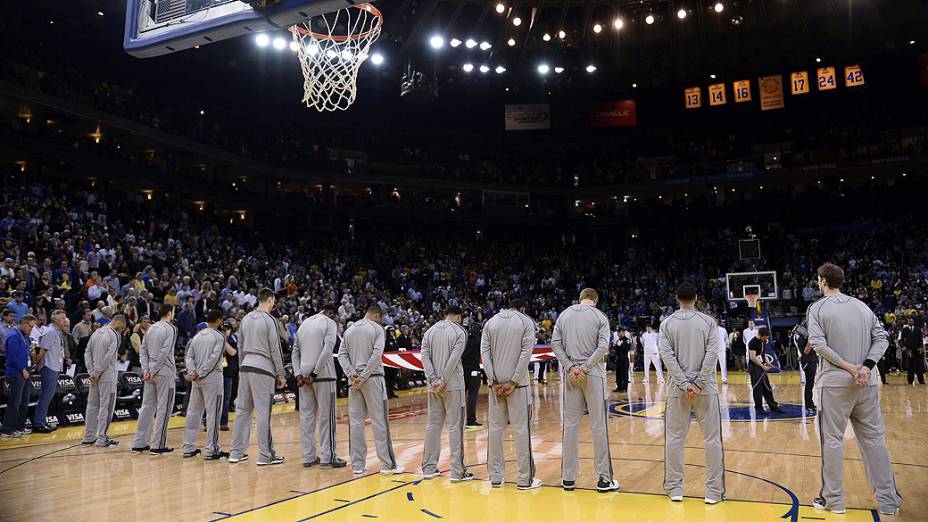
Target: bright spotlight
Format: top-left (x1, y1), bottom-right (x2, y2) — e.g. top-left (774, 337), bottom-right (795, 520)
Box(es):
top-left (430, 35), bottom-right (444, 49)
top-left (479, 64), bottom-right (490, 73)
top-left (709, 73), bottom-right (716, 79)
top-left (273, 37), bottom-right (287, 50)
top-left (714, 2), bottom-right (724, 13)
top-left (632, 82), bottom-right (637, 88)
top-left (371, 53), bottom-right (384, 65)
top-left (554, 66), bottom-right (564, 74)
top-left (910, 40), bottom-right (916, 45)
top-left (289, 41), bottom-right (299, 52)
top-left (508, 38), bottom-right (516, 47)
top-left (614, 17), bottom-right (624, 30)
top-left (255, 33), bottom-right (270, 47)
top-left (558, 30), bottom-right (566, 39)
top-left (496, 3), bottom-right (505, 14)
top-left (677, 8), bottom-right (687, 19)
top-left (645, 14), bottom-right (655, 25)
top-left (586, 64), bottom-right (597, 73)
top-left (326, 49), bottom-right (337, 59)
top-left (465, 38), bottom-right (477, 48)
top-left (480, 41), bottom-right (492, 50)
top-left (593, 23), bottom-right (603, 34)
top-left (730, 15), bottom-right (742, 26)
top-left (513, 17), bottom-right (522, 27)
top-left (450, 38), bottom-right (462, 48)
top-left (495, 65), bottom-right (506, 74)
top-left (815, 57), bottom-right (821, 63)
top-left (341, 49), bottom-right (353, 60)
top-left (543, 33), bottom-right (551, 41)
top-left (462, 63), bottom-right (474, 72)
top-left (538, 64), bottom-right (550, 74)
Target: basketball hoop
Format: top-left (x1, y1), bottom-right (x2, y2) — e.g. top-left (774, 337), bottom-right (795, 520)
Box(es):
top-left (289, 3), bottom-right (383, 112)
top-left (745, 293), bottom-right (759, 311)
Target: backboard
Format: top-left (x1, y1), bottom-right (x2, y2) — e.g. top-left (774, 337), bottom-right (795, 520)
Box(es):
top-left (725, 271), bottom-right (778, 301)
top-left (124, 0), bottom-right (356, 58)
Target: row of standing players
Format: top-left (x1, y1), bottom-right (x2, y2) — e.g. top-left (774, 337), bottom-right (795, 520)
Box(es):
top-left (79, 265), bottom-right (902, 515)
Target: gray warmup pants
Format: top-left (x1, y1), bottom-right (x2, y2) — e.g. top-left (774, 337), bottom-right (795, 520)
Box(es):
top-left (82, 378), bottom-right (116, 445)
top-left (132, 372), bottom-right (176, 450)
top-left (299, 379), bottom-right (338, 465)
top-left (664, 393), bottom-right (725, 500)
top-left (487, 385), bottom-right (535, 487)
top-left (562, 375), bottom-right (613, 482)
top-left (815, 385), bottom-right (902, 512)
top-left (421, 389), bottom-right (466, 479)
top-left (348, 376), bottom-right (397, 471)
top-left (230, 371), bottom-right (278, 463)
top-left (183, 374), bottom-right (223, 455)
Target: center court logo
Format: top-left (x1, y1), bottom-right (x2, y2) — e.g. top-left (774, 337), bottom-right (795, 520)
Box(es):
top-left (609, 401), bottom-right (812, 422)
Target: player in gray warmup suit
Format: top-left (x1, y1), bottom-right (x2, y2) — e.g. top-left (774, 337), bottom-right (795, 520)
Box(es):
top-left (480, 298), bottom-right (541, 490)
top-left (338, 305), bottom-right (403, 475)
top-left (132, 304), bottom-right (179, 455)
top-left (230, 288), bottom-right (288, 466)
top-left (182, 310), bottom-right (228, 460)
top-left (657, 282), bottom-right (724, 504)
top-left (551, 288), bottom-right (619, 492)
top-left (82, 315), bottom-right (127, 447)
top-left (420, 305), bottom-right (474, 482)
top-left (293, 303), bottom-right (346, 468)
top-left (807, 263), bottom-right (902, 517)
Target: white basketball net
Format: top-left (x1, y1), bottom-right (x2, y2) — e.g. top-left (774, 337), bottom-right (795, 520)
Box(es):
top-left (290, 4), bottom-right (382, 112)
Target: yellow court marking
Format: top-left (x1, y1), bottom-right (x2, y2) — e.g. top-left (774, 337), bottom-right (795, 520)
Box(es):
top-left (221, 473), bottom-right (875, 522)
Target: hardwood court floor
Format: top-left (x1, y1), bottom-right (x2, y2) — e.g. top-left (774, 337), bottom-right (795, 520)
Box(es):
top-left (0, 370), bottom-right (924, 521)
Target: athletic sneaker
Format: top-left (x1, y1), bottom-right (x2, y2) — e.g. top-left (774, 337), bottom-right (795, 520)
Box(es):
top-left (303, 457), bottom-right (321, 468)
top-left (352, 468), bottom-right (366, 475)
top-left (669, 495), bottom-right (683, 502)
top-left (320, 458), bottom-right (347, 468)
top-left (562, 480), bottom-right (576, 491)
top-left (879, 506), bottom-right (901, 516)
top-left (450, 472), bottom-right (475, 483)
top-left (380, 465), bottom-right (405, 475)
top-left (0, 431), bottom-right (23, 438)
top-left (812, 497), bottom-right (845, 514)
top-left (150, 447), bottom-right (174, 455)
top-left (32, 425), bottom-right (55, 434)
top-left (131, 446), bottom-right (150, 454)
top-left (229, 454), bottom-right (249, 463)
top-left (80, 440), bottom-right (96, 445)
top-left (204, 452), bottom-right (230, 461)
top-left (421, 470), bottom-right (441, 479)
top-left (21, 428), bottom-right (32, 435)
top-left (704, 497), bottom-right (723, 505)
top-left (257, 456), bottom-right (285, 466)
top-left (183, 449), bottom-right (202, 459)
top-left (771, 405), bottom-right (786, 414)
top-left (490, 481), bottom-right (503, 488)
top-left (220, 425), bottom-right (230, 431)
top-left (517, 478), bottom-right (543, 491)
top-left (95, 439), bottom-right (119, 448)
top-left (597, 478), bottom-right (620, 492)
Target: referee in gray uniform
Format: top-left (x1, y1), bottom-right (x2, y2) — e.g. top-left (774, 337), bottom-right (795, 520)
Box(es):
top-left (480, 298), bottom-right (540, 490)
top-left (293, 304), bottom-right (346, 468)
top-left (807, 263), bottom-right (902, 516)
top-left (338, 305), bottom-right (403, 475)
top-left (132, 304), bottom-right (179, 455)
top-left (658, 282), bottom-right (724, 504)
top-left (81, 315), bottom-right (126, 447)
top-left (420, 305), bottom-right (473, 482)
top-left (551, 288), bottom-right (619, 492)
top-left (230, 288), bottom-right (287, 466)
top-left (182, 310), bottom-right (228, 460)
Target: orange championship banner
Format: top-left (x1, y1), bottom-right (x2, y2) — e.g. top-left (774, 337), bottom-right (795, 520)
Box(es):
top-left (733, 80), bottom-right (752, 103)
top-left (790, 71), bottom-right (810, 95)
top-left (708, 83), bottom-right (727, 106)
top-left (591, 100), bottom-right (637, 127)
top-left (684, 87), bottom-right (702, 109)
top-left (758, 75), bottom-right (785, 111)
top-left (845, 64), bottom-right (865, 87)
top-left (817, 66), bottom-right (837, 91)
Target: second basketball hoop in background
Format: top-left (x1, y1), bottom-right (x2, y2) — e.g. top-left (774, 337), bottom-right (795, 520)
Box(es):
top-left (290, 3), bottom-right (382, 111)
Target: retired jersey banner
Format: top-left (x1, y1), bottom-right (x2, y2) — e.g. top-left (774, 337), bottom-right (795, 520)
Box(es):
top-left (790, 71), bottom-right (810, 95)
top-left (817, 66), bottom-right (837, 90)
top-left (708, 83), bottom-right (727, 106)
top-left (684, 87), bottom-right (702, 109)
top-left (591, 100), bottom-right (637, 127)
top-left (758, 75), bottom-right (785, 111)
top-left (504, 104), bottom-right (551, 131)
top-left (733, 80), bottom-right (752, 103)
top-left (844, 65), bottom-right (865, 87)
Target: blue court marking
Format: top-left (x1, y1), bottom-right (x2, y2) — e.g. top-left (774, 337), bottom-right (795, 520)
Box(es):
top-left (421, 509), bottom-right (442, 519)
top-left (333, 499), bottom-right (350, 503)
top-left (610, 400), bottom-right (813, 422)
top-left (295, 480), bottom-right (417, 522)
top-left (406, 492), bottom-right (414, 501)
top-left (362, 516), bottom-right (378, 519)
top-left (289, 490), bottom-right (310, 494)
top-left (212, 512), bottom-right (231, 517)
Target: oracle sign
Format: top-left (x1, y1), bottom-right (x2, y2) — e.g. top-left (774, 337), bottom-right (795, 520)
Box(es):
top-left (504, 104), bottom-right (551, 130)
top-left (591, 100), bottom-right (637, 127)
